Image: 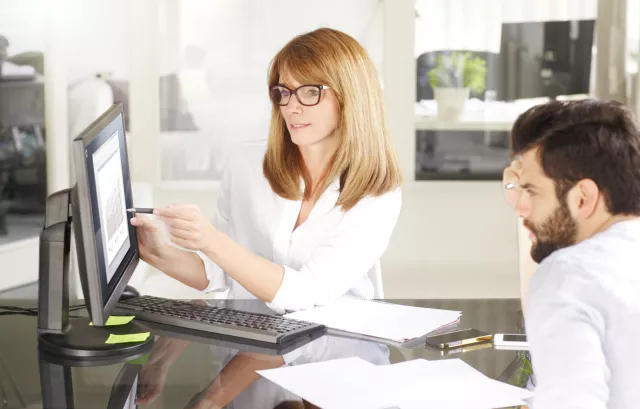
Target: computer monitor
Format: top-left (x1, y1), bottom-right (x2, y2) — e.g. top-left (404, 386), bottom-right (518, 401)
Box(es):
top-left (37, 103), bottom-right (152, 359)
top-left (71, 103), bottom-right (139, 326)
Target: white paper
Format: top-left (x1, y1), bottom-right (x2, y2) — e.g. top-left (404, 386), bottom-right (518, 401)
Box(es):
top-left (285, 298), bottom-right (461, 342)
top-left (379, 359), bottom-right (532, 409)
top-left (258, 357), bottom-right (532, 409)
top-left (257, 357), bottom-right (398, 409)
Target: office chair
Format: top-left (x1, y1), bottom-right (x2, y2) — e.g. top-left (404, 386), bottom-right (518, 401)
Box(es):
top-left (368, 262), bottom-right (385, 299)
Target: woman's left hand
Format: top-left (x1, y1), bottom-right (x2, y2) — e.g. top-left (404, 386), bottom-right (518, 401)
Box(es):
top-left (153, 204), bottom-right (216, 252)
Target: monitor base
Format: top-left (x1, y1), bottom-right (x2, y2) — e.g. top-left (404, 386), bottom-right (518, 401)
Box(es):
top-left (38, 317), bottom-right (154, 359)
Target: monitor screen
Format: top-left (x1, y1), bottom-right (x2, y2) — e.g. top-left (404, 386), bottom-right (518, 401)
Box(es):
top-left (72, 103), bottom-right (139, 325)
top-left (90, 129), bottom-right (130, 284)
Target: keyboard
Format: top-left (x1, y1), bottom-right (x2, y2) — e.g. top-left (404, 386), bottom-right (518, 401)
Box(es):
top-left (115, 296), bottom-right (326, 345)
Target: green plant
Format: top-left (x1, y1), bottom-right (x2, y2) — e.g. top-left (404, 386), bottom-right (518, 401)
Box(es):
top-left (506, 352), bottom-right (534, 409)
top-left (427, 52), bottom-right (487, 94)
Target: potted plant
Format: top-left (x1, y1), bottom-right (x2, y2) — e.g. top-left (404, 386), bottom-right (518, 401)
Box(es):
top-left (427, 52), bottom-right (487, 121)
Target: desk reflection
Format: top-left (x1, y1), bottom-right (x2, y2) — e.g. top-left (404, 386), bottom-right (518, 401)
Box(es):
top-left (137, 334), bottom-right (390, 409)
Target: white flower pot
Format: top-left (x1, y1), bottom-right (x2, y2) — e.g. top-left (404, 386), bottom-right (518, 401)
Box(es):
top-left (434, 87), bottom-right (470, 121)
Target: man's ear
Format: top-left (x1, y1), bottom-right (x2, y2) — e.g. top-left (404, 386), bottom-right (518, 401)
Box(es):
top-left (567, 179), bottom-right (600, 220)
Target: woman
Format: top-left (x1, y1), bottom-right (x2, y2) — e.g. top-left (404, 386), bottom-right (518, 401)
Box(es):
top-left (130, 28), bottom-right (402, 313)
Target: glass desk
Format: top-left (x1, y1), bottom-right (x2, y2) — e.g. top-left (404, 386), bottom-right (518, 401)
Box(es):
top-left (0, 298), bottom-right (533, 408)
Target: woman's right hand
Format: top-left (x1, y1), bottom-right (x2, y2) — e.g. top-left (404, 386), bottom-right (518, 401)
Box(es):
top-left (502, 157), bottom-right (523, 210)
top-left (130, 215), bottom-right (168, 264)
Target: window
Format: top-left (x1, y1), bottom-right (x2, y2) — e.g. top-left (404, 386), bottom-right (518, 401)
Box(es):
top-left (414, 0), bottom-right (637, 180)
top-left (0, 0), bottom-right (47, 245)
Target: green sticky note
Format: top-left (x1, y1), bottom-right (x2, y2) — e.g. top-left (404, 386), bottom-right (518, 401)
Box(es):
top-left (105, 332), bottom-right (151, 344)
top-left (89, 316), bottom-right (135, 326)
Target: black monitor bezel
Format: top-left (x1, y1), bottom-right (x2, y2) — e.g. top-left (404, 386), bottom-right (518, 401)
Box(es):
top-left (71, 103), bottom-right (139, 326)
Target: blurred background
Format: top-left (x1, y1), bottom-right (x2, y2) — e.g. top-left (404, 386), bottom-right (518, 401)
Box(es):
top-left (0, 0), bottom-right (638, 301)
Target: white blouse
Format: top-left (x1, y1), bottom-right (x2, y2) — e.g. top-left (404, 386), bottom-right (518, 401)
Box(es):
top-left (198, 140), bottom-right (402, 313)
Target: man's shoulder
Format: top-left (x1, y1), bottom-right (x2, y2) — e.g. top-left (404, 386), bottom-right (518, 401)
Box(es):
top-left (543, 221), bottom-right (640, 270)
top-left (532, 227), bottom-right (640, 303)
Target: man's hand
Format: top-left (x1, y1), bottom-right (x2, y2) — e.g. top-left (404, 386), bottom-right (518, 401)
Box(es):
top-left (503, 157), bottom-right (523, 210)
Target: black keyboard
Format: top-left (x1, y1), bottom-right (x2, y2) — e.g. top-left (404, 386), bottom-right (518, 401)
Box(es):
top-left (115, 296), bottom-right (325, 344)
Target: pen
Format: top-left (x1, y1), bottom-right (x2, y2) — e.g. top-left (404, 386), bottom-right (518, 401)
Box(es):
top-left (127, 208), bottom-right (155, 214)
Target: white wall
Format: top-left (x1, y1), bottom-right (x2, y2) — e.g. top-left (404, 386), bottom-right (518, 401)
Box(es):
top-left (0, 238), bottom-right (40, 291)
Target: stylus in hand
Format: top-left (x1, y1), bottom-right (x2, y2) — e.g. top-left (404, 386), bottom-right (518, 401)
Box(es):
top-left (127, 208), bottom-right (155, 214)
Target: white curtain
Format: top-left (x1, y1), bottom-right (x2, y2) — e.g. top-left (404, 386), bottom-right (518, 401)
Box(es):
top-left (501, 0), bottom-right (597, 23)
top-left (415, 0), bottom-right (503, 54)
top-left (415, 0), bottom-right (598, 56)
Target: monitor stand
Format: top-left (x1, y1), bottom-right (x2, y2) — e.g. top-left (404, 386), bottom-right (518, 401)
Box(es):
top-left (39, 348), bottom-right (144, 409)
top-left (37, 188), bottom-right (153, 359)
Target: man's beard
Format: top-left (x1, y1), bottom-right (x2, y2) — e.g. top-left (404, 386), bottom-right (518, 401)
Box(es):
top-left (524, 201), bottom-right (578, 263)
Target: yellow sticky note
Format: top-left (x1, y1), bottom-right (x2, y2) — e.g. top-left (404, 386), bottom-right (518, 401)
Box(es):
top-left (105, 332), bottom-right (151, 344)
top-left (89, 316), bottom-right (135, 326)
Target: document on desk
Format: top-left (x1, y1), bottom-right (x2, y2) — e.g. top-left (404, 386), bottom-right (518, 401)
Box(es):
top-left (257, 357), bottom-right (399, 409)
top-left (379, 359), bottom-right (533, 409)
top-left (284, 298), bottom-right (461, 344)
top-left (258, 357), bottom-right (533, 409)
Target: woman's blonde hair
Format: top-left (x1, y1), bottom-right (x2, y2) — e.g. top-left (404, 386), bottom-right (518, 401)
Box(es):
top-left (263, 27), bottom-right (402, 211)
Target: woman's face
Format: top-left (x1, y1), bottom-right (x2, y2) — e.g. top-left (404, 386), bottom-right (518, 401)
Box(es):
top-left (277, 74), bottom-right (340, 149)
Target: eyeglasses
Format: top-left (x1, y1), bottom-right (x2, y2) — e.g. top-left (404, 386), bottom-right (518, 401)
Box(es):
top-left (269, 85), bottom-right (329, 107)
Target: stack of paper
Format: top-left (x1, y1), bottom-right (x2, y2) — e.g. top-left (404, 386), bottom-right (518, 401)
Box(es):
top-left (258, 357), bottom-right (533, 409)
top-left (284, 298), bottom-right (461, 344)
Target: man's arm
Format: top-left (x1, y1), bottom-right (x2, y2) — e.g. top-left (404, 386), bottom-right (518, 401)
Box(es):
top-left (503, 159), bottom-right (537, 315)
top-left (516, 217), bottom-right (537, 315)
top-left (526, 262), bottom-right (610, 409)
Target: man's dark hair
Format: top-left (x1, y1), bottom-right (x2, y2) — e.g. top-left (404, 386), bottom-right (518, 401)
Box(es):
top-left (511, 99), bottom-right (640, 215)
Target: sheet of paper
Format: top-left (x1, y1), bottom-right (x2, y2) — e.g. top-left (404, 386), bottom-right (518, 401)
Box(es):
top-left (259, 357), bottom-right (532, 409)
top-left (90, 316), bottom-right (135, 326)
top-left (378, 359), bottom-right (532, 409)
top-left (105, 332), bottom-right (150, 344)
top-left (285, 298), bottom-right (461, 342)
top-left (258, 357), bottom-right (398, 409)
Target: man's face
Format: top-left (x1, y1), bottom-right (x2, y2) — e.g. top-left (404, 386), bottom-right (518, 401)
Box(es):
top-left (516, 149), bottom-right (578, 263)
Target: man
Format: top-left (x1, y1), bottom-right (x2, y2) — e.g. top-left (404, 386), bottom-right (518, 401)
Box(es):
top-left (503, 99), bottom-right (640, 409)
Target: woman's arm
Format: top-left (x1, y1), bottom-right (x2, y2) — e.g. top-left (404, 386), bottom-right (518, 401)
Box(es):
top-left (130, 215), bottom-right (210, 291)
top-left (148, 245), bottom-right (210, 291)
top-left (503, 158), bottom-right (538, 315)
top-left (183, 352), bottom-right (285, 409)
top-left (203, 230), bottom-right (284, 302)
top-left (156, 189), bottom-right (402, 311)
top-left (516, 217), bottom-right (537, 315)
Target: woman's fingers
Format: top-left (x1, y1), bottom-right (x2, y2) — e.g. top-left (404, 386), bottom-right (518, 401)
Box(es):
top-left (167, 227), bottom-right (197, 242)
top-left (161, 216), bottom-right (192, 231)
top-left (169, 235), bottom-right (192, 250)
top-left (131, 215), bottom-right (158, 233)
top-left (154, 204), bottom-right (200, 221)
